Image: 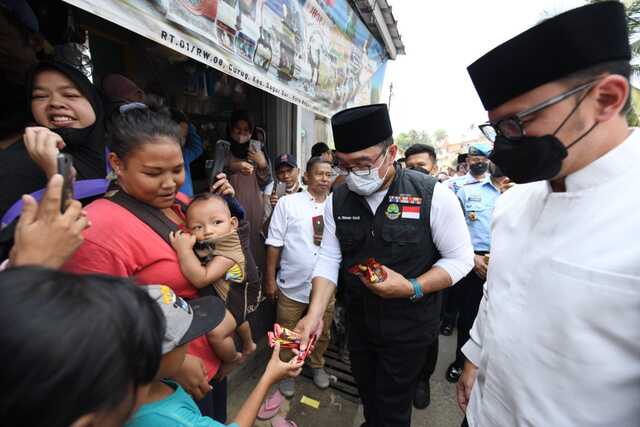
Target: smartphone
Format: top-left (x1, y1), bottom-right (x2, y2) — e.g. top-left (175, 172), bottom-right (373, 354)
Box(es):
top-left (312, 215), bottom-right (324, 246)
top-left (206, 140), bottom-right (230, 188)
top-left (57, 153), bottom-right (74, 212)
top-left (249, 139), bottom-right (261, 152)
top-left (274, 181), bottom-right (287, 198)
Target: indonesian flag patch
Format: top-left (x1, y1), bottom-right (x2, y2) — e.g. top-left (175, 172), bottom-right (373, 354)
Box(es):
top-left (401, 205), bottom-right (420, 220)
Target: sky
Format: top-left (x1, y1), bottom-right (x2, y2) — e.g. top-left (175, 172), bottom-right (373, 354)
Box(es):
top-left (381, 0), bottom-right (588, 139)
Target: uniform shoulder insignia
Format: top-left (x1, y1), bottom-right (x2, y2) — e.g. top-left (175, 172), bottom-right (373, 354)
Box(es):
top-left (464, 181), bottom-right (481, 186)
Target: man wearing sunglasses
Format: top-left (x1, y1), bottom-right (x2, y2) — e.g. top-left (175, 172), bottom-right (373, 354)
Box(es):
top-left (293, 103), bottom-right (474, 427)
top-left (458, 2), bottom-right (640, 427)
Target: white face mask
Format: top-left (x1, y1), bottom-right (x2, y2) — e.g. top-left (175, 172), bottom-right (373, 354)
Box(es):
top-left (236, 134), bottom-right (251, 144)
top-left (345, 152), bottom-right (390, 196)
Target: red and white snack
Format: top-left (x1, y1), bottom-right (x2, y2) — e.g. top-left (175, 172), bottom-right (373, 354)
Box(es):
top-left (348, 258), bottom-right (387, 284)
top-left (267, 323), bottom-right (317, 362)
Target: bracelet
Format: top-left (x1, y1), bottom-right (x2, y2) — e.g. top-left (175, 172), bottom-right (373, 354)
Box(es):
top-left (409, 278), bottom-right (423, 302)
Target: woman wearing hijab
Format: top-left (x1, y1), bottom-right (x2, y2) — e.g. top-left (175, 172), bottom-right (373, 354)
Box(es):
top-left (0, 60), bottom-right (106, 217)
top-left (224, 110), bottom-right (272, 276)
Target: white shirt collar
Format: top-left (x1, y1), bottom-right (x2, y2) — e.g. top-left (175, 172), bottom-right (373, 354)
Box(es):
top-left (563, 128), bottom-right (640, 193)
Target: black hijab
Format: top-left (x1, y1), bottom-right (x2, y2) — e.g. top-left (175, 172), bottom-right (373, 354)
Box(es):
top-left (25, 61), bottom-right (106, 179)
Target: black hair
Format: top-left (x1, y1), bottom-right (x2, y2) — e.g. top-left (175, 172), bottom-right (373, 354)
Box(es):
top-left (306, 156), bottom-right (333, 173)
top-left (404, 143), bottom-right (437, 162)
top-left (562, 60), bottom-right (631, 114)
top-left (0, 267), bottom-right (164, 427)
top-left (170, 109), bottom-right (188, 124)
top-left (311, 142), bottom-right (331, 158)
top-left (188, 192), bottom-right (233, 216)
top-left (107, 99), bottom-right (181, 159)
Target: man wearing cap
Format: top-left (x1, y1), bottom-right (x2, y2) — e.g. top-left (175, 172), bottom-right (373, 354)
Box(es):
top-left (444, 153), bottom-right (470, 194)
top-left (444, 144), bottom-right (500, 385)
top-left (458, 2), bottom-right (640, 426)
top-left (263, 153), bottom-right (302, 231)
top-left (295, 103), bottom-right (474, 426)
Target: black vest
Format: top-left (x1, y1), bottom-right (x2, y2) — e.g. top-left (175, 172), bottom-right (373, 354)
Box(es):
top-left (333, 166), bottom-right (441, 345)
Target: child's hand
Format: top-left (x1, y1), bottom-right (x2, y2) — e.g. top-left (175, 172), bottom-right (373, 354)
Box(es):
top-left (170, 230), bottom-right (197, 253)
top-left (264, 343), bottom-right (303, 384)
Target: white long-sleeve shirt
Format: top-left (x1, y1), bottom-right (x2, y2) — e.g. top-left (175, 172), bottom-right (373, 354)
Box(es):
top-left (265, 191), bottom-right (326, 303)
top-left (463, 129), bottom-right (640, 427)
top-left (312, 181), bottom-right (474, 286)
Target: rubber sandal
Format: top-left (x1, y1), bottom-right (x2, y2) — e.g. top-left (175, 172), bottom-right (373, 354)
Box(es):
top-left (258, 390), bottom-right (285, 420)
top-left (271, 415), bottom-right (298, 427)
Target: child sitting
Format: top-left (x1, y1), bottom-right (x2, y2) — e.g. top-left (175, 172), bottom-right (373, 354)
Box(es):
top-left (170, 193), bottom-right (256, 374)
top-left (126, 285), bottom-right (303, 427)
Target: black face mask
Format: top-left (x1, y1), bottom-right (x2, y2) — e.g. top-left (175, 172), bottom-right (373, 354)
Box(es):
top-left (469, 162), bottom-right (488, 176)
top-left (51, 126), bottom-right (94, 148)
top-left (489, 92), bottom-right (597, 184)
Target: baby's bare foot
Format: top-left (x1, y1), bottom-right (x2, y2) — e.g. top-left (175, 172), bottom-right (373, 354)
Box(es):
top-left (214, 352), bottom-right (243, 380)
top-left (242, 340), bottom-right (257, 359)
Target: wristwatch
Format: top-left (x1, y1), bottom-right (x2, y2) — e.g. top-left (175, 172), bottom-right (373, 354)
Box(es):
top-left (409, 278), bottom-right (423, 302)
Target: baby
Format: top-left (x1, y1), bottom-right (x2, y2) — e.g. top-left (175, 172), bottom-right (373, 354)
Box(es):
top-left (170, 193), bottom-right (256, 373)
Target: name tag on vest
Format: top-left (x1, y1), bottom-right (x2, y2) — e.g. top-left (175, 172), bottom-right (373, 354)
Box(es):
top-left (337, 216), bottom-right (361, 220)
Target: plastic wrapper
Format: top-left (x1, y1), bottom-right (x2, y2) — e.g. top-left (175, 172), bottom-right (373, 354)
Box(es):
top-left (348, 258), bottom-right (387, 284)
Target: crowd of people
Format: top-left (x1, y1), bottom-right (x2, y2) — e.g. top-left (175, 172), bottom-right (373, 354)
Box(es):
top-left (1, 1), bottom-right (639, 427)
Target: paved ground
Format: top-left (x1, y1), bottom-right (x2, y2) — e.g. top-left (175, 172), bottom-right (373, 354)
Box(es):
top-left (227, 332), bottom-right (464, 427)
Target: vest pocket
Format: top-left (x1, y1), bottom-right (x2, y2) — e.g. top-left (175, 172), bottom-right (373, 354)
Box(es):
top-left (336, 228), bottom-right (365, 256)
top-left (382, 221), bottom-right (422, 243)
top-left (382, 222), bottom-right (423, 264)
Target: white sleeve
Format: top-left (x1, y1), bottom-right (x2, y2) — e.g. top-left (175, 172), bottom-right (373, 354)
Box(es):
top-left (263, 181), bottom-right (274, 195)
top-left (265, 197), bottom-right (286, 247)
top-left (462, 282), bottom-right (488, 365)
top-left (430, 182), bottom-right (474, 285)
top-left (311, 196), bottom-right (341, 286)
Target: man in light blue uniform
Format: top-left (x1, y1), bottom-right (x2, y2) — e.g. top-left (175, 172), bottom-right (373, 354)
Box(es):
top-left (445, 143), bottom-right (500, 383)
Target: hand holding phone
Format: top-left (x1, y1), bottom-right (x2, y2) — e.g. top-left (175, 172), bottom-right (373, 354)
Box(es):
top-left (249, 140), bottom-right (261, 152)
top-left (206, 140), bottom-right (230, 188)
top-left (56, 153), bottom-right (74, 212)
top-left (275, 181), bottom-right (287, 198)
top-left (247, 140), bottom-right (267, 168)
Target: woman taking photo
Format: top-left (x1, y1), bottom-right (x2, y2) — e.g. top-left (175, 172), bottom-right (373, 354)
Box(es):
top-left (224, 110), bottom-right (271, 274)
top-left (0, 61), bottom-right (106, 217)
top-left (64, 101), bottom-right (233, 422)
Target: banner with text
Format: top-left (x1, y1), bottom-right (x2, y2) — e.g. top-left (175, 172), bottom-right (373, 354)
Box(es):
top-left (62, 0), bottom-right (389, 117)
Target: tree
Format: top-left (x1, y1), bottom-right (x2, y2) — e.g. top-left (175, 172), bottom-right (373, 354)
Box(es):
top-left (395, 129), bottom-right (433, 154)
top-left (433, 129), bottom-right (448, 144)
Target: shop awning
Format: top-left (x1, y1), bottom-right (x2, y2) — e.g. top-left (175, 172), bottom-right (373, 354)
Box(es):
top-left (61, 0), bottom-right (390, 117)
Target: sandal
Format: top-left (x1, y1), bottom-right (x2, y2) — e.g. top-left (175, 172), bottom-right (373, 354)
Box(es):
top-left (258, 390), bottom-right (285, 420)
top-left (271, 415), bottom-right (298, 427)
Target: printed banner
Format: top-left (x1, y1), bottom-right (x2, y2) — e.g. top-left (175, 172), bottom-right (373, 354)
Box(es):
top-left (61, 0), bottom-right (389, 117)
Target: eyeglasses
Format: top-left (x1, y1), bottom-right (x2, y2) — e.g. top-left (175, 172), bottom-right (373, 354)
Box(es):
top-left (478, 79), bottom-right (600, 142)
top-left (333, 148), bottom-right (387, 177)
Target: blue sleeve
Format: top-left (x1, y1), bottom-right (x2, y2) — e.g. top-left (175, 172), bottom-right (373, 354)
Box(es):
top-left (183, 124), bottom-right (204, 163)
top-left (125, 412), bottom-right (184, 427)
top-left (455, 187), bottom-right (466, 213)
top-left (193, 417), bottom-right (238, 427)
top-left (127, 413), bottom-right (237, 427)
